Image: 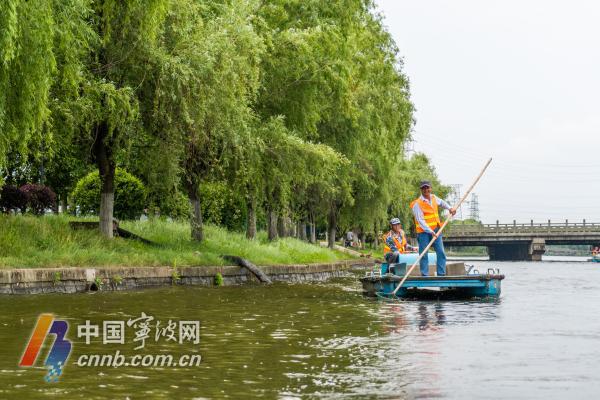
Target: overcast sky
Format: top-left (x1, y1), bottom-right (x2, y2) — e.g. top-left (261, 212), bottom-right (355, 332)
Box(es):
top-left (376, 0), bottom-right (600, 223)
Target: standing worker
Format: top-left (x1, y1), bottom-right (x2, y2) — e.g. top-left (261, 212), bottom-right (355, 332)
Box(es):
top-left (383, 218), bottom-right (418, 263)
top-left (410, 181), bottom-right (456, 276)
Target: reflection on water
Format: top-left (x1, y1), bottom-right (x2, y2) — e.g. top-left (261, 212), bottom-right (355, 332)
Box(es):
top-left (1, 261), bottom-right (600, 399)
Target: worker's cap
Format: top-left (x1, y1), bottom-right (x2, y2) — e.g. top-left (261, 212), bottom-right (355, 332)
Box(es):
top-left (419, 180), bottom-right (432, 188)
top-left (389, 217), bottom-right (401, 225)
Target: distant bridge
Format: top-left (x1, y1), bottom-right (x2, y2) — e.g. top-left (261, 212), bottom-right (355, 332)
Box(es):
top-left (444, 220), bottom-right (600, 261)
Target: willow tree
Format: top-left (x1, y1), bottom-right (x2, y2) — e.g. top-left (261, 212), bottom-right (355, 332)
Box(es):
top-left (0, 0), bottom-right (104, 213)
top-left (293, 0), bottom-right (386, 248)
top-left (337, 8), bottom-right (414, 245)
top-left (286, 0), bottom-right (414, 248)
top-left (140, 0), bottom-right (262, 241)
top-left (297, 140), bottom-right (350, 244)
top-left (0, 0), bottom-right (56, 183)
top-left (187, 1), bottom-right (262, 242)
top-left (248, 117), bottom-right (348, 241)
top-left (234, 132), bottom-right (263, 240)
top-left (254, 0), bottom-right (352, 239)
top-left (56, 0), bottom-right (176, 237)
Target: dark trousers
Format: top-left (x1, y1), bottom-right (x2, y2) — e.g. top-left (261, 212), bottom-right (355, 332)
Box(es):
top-left (417, 228), bottom-right (447, 276)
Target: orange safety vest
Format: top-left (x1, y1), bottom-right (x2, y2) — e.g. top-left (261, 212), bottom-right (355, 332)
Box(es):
top-left (383, 230), bottom-right (407, 255)
top-left (410, 195), bottom-right (442, 233)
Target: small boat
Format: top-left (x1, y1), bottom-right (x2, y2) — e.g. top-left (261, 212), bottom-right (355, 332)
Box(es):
top-left (361, 256), bottom-right (504, 300)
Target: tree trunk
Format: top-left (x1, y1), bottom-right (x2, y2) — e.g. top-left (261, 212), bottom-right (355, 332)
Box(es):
top-left (52, 195), bottom-right (59, 214)
top-left (299, 220), bottom-right (307, 241)
top-left (374, 221), bottom-right (379, 248)
top-left (309, 211), bottom-right (316, 244)
top-left (222, 255), bottom-right (272, 284)
top-left (290, 217), bottom-right (297, 238)
top-left (287, 216), bottom-right (294, 237)
top-left (246, 196), bottom-right (257, 240)
top-left (188, 185), bottom-right (204, 242)
top-left (100, 191), bottom-right (114, 237)
top-left (267, 209), bottom-right (278, 241)
top-left (277, 211), bottom-right (286, 238)
top-left (93, 121), bottom-right (115, 239)
top-left (60, 195), bottom-right (68, 214)
top-left (327, 204), bottom-right (336, 249)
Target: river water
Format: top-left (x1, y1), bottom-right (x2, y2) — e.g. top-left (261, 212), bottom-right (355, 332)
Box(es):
top-left (1, 259), bottom-right (599, 399)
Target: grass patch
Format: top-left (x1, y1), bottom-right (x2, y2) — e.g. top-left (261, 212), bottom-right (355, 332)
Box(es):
top-left (0, 214), bottom-right (351, 268)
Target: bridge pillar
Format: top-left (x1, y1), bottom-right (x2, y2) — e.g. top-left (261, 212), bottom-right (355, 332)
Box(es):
top-left (488, 239), bottom-right (546, 261)
top-left (529, 238), bottom-right (546, 261)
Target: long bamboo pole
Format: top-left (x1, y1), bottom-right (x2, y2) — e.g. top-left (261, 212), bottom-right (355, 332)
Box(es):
top-left (390, 158), bottom-right (493, 297)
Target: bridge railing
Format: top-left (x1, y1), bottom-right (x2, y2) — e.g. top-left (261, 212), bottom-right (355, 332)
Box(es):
top-left (446, 220), bottom-right (600, 236)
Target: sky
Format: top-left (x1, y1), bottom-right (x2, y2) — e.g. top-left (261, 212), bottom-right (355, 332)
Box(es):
top-left (375, 0), bottom-right (600, 223)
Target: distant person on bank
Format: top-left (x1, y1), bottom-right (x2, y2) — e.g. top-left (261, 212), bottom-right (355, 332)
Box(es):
top-left (345, 230), bottom-right (354, 247)
top-left (411, 181), bottom-right (456, 276)
top-left (383, 218), bottom-right (418, 263)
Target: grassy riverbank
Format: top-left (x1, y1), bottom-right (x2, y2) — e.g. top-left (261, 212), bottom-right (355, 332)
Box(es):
top-left (0, 215), bottom-right (350, 268)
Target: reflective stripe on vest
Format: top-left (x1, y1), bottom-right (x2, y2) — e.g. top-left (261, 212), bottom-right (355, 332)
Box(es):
top-left (410, 194), bottom-right (441, 233)
top-left (383, 230), bottom-right (407, 255)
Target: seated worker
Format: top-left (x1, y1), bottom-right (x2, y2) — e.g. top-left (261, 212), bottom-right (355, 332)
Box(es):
top-left (383, 217), bottom-right (418, 263)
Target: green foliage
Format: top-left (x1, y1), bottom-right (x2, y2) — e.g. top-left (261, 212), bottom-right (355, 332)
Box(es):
top-left (112, 274), bottom-right (123, 285)
top-left (199, 182), bottom-right (246, 231)
top-left (446, 218), bottom-right (484, 235)
top-left (0, 0), bottom-right (56, 173)
top-left (214, 272), bottom-right (223, 286)
top-left (171, 265), bottom-right (181, 284)
top-left (52, 271), bottom-right (61, 285)
top-left (71, 169), bottom-right (146, 220)
top-left (253, 0), bottom-right (417, 243)
top-left (0, 0), bottom-right (450, 248)
top-left (94, 276), bottom-right (104, 289)
top-left (147, 191), bottom-right (191, 221)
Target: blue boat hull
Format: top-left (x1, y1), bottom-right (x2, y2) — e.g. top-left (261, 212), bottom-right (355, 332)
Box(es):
top-left (360, 274), bottom-right (504, 300)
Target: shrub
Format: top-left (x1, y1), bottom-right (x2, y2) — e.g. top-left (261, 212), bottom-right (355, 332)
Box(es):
top-left (71, 169), bottom-right (146, 220)
top-left (147, 191), bottom-right (191, 220)
top-left (199, 181), bottom-right (246, 231)
top-left (0, 184), bottom-right (56, 214)
top-left (0, 185), bottom-right (27, 213)
top-left (20, 184), bottom-right (57, 215)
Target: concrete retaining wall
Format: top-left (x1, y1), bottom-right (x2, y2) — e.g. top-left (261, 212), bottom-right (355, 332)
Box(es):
top-left (0, 260), bottom-right (373, 295)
